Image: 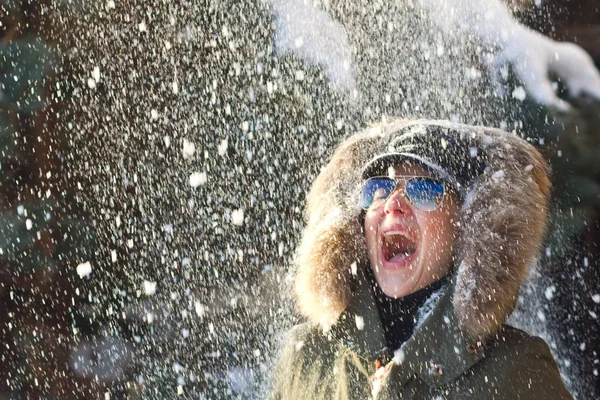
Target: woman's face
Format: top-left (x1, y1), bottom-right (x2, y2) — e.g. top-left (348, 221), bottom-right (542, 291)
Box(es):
top-left (364, 162), bottom-right (460, 298)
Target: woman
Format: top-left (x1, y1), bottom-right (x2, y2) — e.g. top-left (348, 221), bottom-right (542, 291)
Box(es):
top-left (269, 119), bottom-right (573, 399)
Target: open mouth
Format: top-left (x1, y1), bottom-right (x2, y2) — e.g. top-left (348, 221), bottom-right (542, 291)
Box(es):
top-left (382, 231), bottom-right (417, 265)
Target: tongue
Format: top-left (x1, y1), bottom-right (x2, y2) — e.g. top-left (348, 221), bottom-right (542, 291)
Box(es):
top-left (388, 251), bottom-right (413, 263)
top-left (384, 234), bottom-right (416, 262)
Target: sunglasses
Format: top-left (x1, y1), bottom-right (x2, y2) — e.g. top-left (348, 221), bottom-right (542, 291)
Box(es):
top-left (360, 176), bottom-right (445, 211)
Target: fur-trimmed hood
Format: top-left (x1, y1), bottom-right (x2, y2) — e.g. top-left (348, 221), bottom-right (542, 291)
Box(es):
top-left (295, 119), bottom-right (551, 340)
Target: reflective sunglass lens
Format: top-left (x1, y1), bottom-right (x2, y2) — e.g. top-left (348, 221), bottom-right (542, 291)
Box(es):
top-left (360, 178), bottom-right (397, 209)
top-left (405, 178), bottom-right (444, 211)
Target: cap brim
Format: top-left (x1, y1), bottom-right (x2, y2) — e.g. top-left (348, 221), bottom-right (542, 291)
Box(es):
top-left (361, 152), bottom-right (463, 193)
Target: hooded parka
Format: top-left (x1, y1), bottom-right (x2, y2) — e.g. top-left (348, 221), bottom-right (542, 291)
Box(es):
top-left (269, 119), bottom-right (573, 400)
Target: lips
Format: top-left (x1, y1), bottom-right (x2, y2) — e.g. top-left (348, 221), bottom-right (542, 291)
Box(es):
top-left (380, 225), bottom-right (419, 269)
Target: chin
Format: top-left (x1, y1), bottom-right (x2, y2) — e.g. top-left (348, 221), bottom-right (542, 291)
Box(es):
top-left (377, 279), bottom-right (416, 298)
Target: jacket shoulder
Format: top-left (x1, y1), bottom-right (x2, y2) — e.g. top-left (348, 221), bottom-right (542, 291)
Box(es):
top-left (488, 324), bottom-right (559, 362)
top-left (475, 325), bottom-right (573, 400)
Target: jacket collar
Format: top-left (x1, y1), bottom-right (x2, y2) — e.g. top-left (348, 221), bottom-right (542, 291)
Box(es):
top-left (332, 266), bottom-right (485, 387)
top-left (331, 267), bottom-right (388, 362)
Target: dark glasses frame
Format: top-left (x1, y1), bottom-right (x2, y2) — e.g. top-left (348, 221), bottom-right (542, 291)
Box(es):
top-left (360, 175), bottom-right (446, 212)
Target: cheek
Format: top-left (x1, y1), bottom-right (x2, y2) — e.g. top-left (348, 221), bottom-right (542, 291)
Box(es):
top-left (363, 211), bottom-right (380, 251)
top-left (419, 213), bottom-right (456, 247)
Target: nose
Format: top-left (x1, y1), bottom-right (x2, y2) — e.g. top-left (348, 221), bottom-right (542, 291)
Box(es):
top-left (383, 187), bottom-right (412, 215)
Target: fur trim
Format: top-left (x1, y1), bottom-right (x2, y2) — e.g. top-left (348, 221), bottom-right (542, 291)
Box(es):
top-left (294, 118), bottom-right (551, 339)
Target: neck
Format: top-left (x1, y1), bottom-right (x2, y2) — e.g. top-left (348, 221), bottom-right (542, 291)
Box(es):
top-left (369, 271), bottom-right (449, 352)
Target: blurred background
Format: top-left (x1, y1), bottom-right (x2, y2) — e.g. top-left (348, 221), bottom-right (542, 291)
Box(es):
top-left (0, 0), bottom-right (599, 399)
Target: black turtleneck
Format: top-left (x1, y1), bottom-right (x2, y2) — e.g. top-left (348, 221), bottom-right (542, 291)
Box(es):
top-left (368, 269), bottom-right (449, 352)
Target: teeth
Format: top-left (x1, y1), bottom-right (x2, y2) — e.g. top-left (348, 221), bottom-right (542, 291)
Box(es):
top-left (384, 231), bottom-right (411, 239)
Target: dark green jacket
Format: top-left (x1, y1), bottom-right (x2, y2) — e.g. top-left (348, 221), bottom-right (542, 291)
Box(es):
top-left (269, 279), bottom-right (572, 400)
